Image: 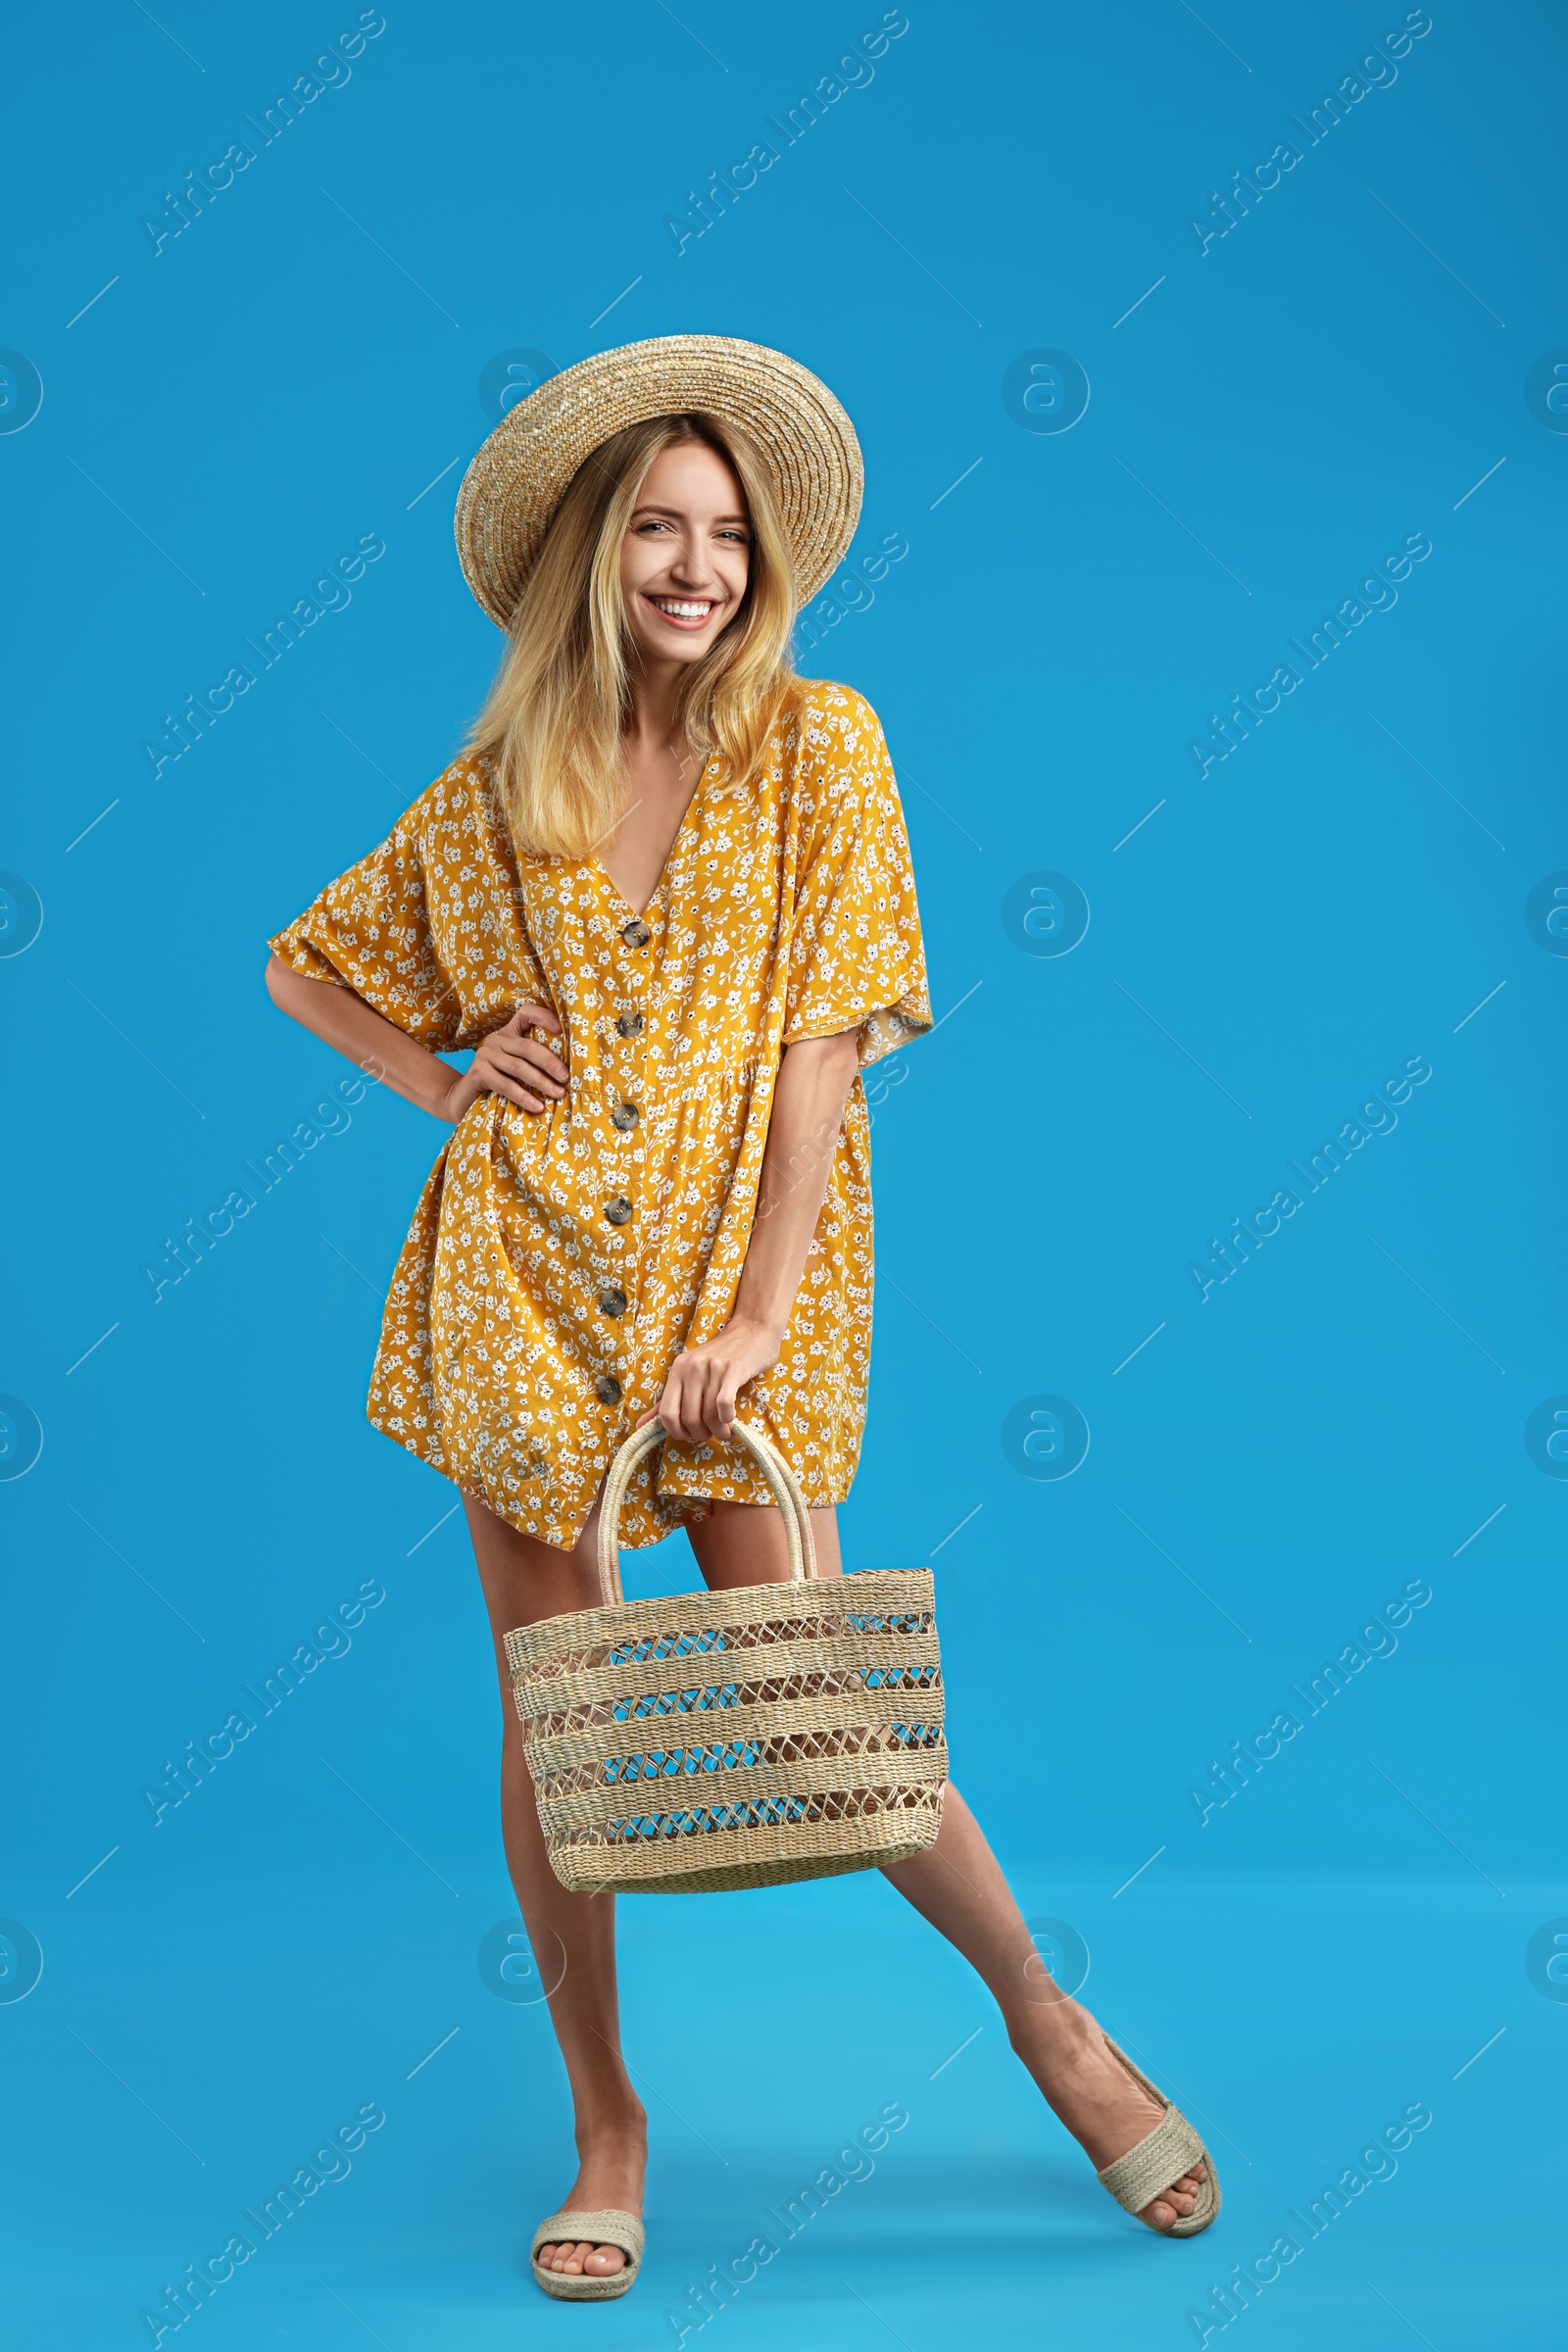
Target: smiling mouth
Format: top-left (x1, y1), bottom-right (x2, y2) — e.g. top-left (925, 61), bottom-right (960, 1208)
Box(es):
top-left (646, 596), bottom-right (717, 624)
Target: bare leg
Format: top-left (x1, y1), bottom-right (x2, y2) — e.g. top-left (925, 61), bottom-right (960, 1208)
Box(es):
top-left (882, 1788), bottom-right (1206, 2229)
top-left (688, 1500), bottom-right (1206, 2232)
top-left (684, 1494), bottom-right (843, 1582)
top-left (465, 1486), bottom-right (646, 2280)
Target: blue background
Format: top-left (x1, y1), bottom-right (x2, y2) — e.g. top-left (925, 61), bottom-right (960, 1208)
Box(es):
top-left (2, 2), bottom-right (1562, 2344)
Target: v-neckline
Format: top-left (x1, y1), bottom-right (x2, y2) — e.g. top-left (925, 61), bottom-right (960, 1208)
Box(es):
top-left (593, 755), bottom-right (712, 919)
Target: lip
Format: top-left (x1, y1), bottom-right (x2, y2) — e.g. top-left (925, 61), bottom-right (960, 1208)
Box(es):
top-left (643, 593), bottom-right (720, 632)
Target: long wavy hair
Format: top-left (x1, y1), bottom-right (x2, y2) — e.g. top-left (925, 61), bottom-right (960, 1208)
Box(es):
top-left (467, 412), bottom-right (799, 861)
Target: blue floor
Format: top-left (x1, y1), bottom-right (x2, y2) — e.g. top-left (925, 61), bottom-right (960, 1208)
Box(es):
top-left (6, 1858), bottom-right (1555, 2348)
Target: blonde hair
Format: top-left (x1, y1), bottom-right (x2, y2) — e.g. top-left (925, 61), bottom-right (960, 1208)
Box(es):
top-left (468, 412), bottom-right (798, 860)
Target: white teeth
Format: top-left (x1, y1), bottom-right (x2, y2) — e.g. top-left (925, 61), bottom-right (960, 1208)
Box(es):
top-left (653, 599), bottom-right (712, 617)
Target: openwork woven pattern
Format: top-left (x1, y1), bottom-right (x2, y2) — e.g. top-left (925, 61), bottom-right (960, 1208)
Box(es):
top-left (506, 1421), bottom-right (946, 1894)
top-left (454, 334), bottom-right (864, 628)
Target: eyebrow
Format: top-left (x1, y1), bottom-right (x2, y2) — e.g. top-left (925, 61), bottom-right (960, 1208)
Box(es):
top-left (630, 502), bottom-right (751, 525)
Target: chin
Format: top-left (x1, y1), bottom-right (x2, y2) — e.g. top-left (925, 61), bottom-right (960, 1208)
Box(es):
top-left (635, 628), bottom-right (718, 664)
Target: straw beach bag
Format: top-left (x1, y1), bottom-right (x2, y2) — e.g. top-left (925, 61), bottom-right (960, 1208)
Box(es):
top-left (506, 1420), bottom-right (946, 1894)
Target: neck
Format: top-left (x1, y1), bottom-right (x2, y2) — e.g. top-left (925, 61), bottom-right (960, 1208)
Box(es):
top-left (624, 660), bottom-right (686, 758)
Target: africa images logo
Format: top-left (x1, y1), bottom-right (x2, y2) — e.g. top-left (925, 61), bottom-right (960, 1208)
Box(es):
top-left (1002, 1396), bottom-right (1091, 1481)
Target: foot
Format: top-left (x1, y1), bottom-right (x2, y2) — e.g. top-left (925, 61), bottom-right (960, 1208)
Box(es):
top-left (1012, 1998), bottom-right (1208, 2231)
top-left (534, 2109), bottom-right (648, 2279)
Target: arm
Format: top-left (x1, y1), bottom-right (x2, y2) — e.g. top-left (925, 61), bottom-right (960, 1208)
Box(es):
top-left (264, 955), bottom-right (567, 1121)
top-left (643, 1028), bottom-right (861, 1444)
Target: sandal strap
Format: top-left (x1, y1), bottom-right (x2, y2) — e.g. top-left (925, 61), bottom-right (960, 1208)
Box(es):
top-left (1096, 2106), bottom-right (1206, 2215)
top-left (531, 2209), bottom-right (644, 2267)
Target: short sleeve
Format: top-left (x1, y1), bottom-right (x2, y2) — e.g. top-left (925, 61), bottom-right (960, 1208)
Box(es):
top-left (782, 689), bottom-right (933, 1067)
top-left (270, 749), bottom-right (556, 1054)
top-left (268, 791), bottom-right (466, 1048)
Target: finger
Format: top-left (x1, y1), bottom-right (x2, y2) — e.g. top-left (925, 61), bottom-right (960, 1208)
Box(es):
top-left (661, 1381), bottom-right (693, 1446)
top-left (487, 1075), bottom-right (550, 1113)
top-left (698, 1359), bottom-right (729, 1441)
top-left (646, 1373), bottom-right (678, 1442)
top-left (681, 1357), bottom-right (713, 1440)
top-left (481, 1040), bottom-right (564, 1090)
top-left (663, 1366), bottom-right (702, 1446)
top-left (687, 1362), bottom-right (719, 1443)
top-left (510, 1040), bottom-right (569, 1086)
top-left (508, 999), bottom-right (562, 1036)
top-left (713, 1359), bottom-right (742, 1433)
top-left (486, 1042), bottom-right (565, 1095)
top-left (485, 1032), bottom-right (564, 1071)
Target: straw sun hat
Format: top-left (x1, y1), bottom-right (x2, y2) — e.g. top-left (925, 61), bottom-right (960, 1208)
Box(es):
top-left (454, 333), bottom-right (863, 629)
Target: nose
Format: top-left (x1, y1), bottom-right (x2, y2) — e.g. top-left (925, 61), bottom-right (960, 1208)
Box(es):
top-left (666, 531), bottom-right (715, 590)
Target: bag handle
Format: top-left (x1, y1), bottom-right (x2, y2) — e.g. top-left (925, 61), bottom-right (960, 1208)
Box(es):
top-left (594, 1417), bottom-right (818, 1608)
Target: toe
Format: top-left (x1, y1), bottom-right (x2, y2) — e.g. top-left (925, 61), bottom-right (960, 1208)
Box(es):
top-left (584, 2245), bottom-right (626, 2277)
top-left (1142, 2176), bottom-right (1202, 2229)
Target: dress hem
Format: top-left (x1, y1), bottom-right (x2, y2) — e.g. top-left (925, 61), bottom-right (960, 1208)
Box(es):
top-left (376, 1414), bottom-right (856, 1550)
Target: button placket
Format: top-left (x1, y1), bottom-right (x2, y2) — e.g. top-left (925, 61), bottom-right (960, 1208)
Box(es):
top-left (593, 893), bottom-right (659, 1417)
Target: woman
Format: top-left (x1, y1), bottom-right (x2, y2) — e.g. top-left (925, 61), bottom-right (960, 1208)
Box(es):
top-left (265, 337), bottom-right (1216, 2301)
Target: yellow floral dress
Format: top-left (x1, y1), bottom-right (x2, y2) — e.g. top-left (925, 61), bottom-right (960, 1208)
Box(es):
top-left (269, 679), bottom-right (930, 1548)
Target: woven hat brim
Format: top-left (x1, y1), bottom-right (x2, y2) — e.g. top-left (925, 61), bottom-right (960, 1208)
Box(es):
top-left (454, 334), bottom-right (863, 628)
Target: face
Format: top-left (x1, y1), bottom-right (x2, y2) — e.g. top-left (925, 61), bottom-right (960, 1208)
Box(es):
top-left (618, 439), bottom-right (752, 670)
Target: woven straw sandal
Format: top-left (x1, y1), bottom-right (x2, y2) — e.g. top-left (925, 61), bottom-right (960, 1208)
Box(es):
top-left (529, 2209), bottom-right (644, 2301)
top-left (1094, 2037), bottom-right (1220, 2236)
